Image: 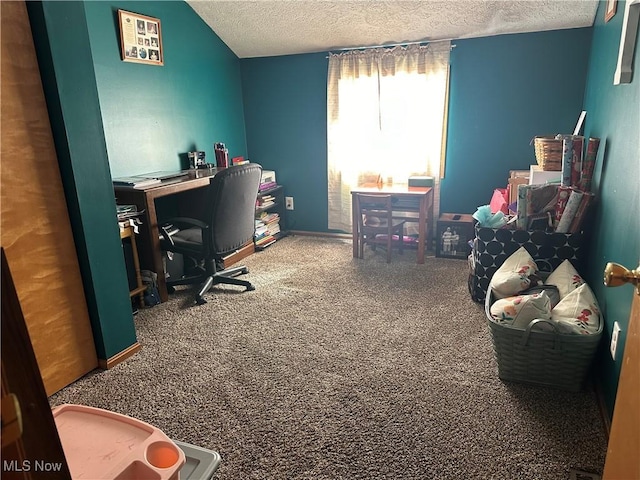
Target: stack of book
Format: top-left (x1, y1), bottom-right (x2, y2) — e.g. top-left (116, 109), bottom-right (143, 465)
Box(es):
top-left (259, 170), bottom-right (277, 192)
top-left (256, 194), bottom-right (275, 210)
top-left (254, 212), bottom-right (280, 248)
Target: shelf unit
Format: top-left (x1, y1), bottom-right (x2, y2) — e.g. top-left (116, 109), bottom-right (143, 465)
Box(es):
top-left (120, 224), bottom-right (146, 307)
top-left (255, 184), bottom-right (287, 250)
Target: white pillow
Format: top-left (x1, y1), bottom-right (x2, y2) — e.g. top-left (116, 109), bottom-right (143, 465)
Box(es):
top-left (551, 283), bottom-right (601, 335)
top-left (546, 259), bottom-right (585, 299)
top-left (489, 247), bottom-right (538, 299)
top-left (490, 292), bottom-right (552, 329)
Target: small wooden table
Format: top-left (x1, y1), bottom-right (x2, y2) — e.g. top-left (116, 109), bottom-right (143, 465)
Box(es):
top-left (351, 184), bottom-right (434, 264)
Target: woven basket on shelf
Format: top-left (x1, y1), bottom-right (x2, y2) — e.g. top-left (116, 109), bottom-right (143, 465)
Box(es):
top-left (533, 136), bottom-right (563, 171)
top-left (485, 290), bottom-right (602, 392)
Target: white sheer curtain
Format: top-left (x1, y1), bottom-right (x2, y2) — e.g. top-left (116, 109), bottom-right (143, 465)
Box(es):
top-left (327, 41), bottom-right (451, 233)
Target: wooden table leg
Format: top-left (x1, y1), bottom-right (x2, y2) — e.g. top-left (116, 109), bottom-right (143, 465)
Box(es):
top-left (417, 195), bottom-right (426, 264)
top-left (351, 193), bottom-right (359, 258)
top-left (425, 189), bottom-right (434, 251)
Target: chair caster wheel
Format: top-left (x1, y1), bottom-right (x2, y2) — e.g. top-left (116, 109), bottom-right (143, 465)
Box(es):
top-left (246, 284), bottom-right (256, 292)
top-left (195, 296), bottom-right (207, 305)
top-left (167, 285), bottom-right (175, 294)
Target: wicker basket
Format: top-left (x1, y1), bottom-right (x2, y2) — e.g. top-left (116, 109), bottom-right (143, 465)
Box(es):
top-left (533, 136), bottom-right (563, 171)
top-left (485, 290), bottom-right (602, 392)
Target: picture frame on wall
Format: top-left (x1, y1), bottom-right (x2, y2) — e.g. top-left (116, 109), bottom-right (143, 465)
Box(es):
top-left (118, 10), bottom-right (163, 65)
top-left (435, 213), bottom-right (475, 260)
top-left (605, 0), bottom-right (617, 22)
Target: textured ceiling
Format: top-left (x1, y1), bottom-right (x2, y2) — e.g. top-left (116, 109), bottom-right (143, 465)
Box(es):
top-left (186, 0), bottom-right (599, 58)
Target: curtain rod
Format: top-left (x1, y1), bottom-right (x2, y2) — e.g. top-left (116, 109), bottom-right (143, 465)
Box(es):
top-left (326, 39), bottom-right (456, 57)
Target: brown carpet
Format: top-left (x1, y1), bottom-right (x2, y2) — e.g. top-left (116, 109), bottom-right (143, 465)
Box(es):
top-left (50, 235), bottom-right (607, 479)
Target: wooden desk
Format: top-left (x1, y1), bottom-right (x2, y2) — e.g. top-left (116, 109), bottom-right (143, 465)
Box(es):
top-left (114, 169), bottom-right (221, 302)
top-left (351, 185), bottom-right (434, 264)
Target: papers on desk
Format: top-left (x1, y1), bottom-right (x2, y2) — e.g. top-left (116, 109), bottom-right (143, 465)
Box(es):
top-left (116, 204), bottom-right (144, 220)
top-left (113, 170), bottom-right (188, 188)
top-left (141, 170), bottom-right (189, 180)
top-left (117, 204), bottom-right (144, 233)
top-left (112, 176), bottom-right (161, 189)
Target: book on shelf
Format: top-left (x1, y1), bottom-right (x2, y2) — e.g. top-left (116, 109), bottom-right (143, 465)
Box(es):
top-left (266, 223), bottom-right (281, 236)
top-left (256, 214), bottom-right (279, 224)
top-left (232, 156), bottom-right (248, 166)
top-left (255, 224), bottom-right (269, 236)
top-left (257, 202), bottom-right (275, 210)
top-left (113, 176), bottom-right (161, 189)
top-left (259, 181), bottom-right (278, 192)
top-left (255, 234), bottom-right (276, 248)
top-left (257, 211), bottom-right (279, 221)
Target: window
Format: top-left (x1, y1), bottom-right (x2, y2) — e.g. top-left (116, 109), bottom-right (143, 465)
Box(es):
top-left (327, 42), bottom-right (451, 233)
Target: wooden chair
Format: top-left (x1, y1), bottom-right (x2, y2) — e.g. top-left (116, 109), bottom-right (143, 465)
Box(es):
top-left (354, 193), bottom-right (406, 263)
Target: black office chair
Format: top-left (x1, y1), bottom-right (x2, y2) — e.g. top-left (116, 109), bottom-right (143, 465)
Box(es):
top-left (160, 163), bottom-right (262, 305)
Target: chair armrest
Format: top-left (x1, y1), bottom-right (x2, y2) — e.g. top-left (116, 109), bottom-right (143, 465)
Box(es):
top-left (160, 217), bottom-right (210, 248)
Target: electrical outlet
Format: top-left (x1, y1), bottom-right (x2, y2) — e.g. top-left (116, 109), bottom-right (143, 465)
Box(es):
top-left (610, 321), bottom-right (621, 360)
top-left (285, 196), bottom-right (294, 210)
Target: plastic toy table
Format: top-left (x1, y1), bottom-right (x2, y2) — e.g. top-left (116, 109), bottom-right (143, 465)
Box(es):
top-left (175, 441), bottom-right (221, 480)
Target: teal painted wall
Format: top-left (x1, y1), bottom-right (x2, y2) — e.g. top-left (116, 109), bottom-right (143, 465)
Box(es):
top-left (582, 0), bottom-right (640, 420)
top-left (28, 1), bottom-right (137, 359)
top-left (443, 29), bottom-right (591, 214)
top-left (241, 53), bottom-right (328, 232)
top-left (240, 29), bottom-right (592, 232)
top-left (28, 0), bottom-right (247, 360)
top-left (84, 1), bottom-right (247, 176)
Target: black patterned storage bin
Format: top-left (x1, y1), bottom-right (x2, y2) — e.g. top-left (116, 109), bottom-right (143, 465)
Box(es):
top-left (468, 226), bottom-right (585, 303)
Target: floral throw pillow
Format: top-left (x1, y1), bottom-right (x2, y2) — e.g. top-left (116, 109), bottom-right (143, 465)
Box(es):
top-left (489, 247), bottom-right (538, 299)
top-left (551, 283), bottom-right (601, 335)
top-left (546, 259), bottom-right (585, 299)
top-left (490, 292), bottom-right (552, 329)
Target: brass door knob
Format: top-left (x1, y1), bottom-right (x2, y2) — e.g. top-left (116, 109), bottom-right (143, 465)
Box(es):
top-left (604, 262), bottom-right (640, 294)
